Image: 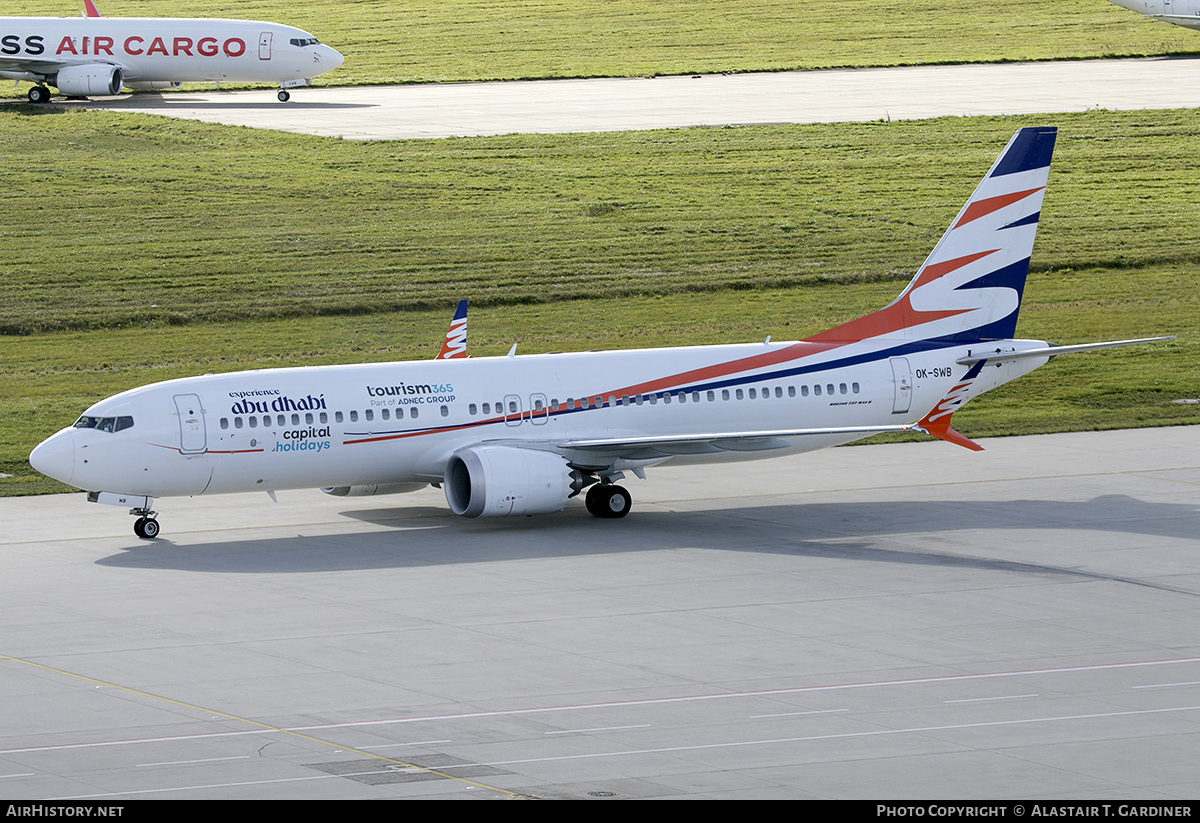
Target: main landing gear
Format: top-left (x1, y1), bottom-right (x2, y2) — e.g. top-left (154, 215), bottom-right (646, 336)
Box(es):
top-left (277, 90), bottom-right (291, 102)
top-left (585, 483), bottom-right (632, 519)
top-left (27, 86), bottom-right (51, 104)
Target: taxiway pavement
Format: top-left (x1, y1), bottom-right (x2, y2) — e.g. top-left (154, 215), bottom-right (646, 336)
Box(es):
top-left (60, 56), bottom-right (1200, 139)
top-left (2, 426), bottom-right (1198, 798)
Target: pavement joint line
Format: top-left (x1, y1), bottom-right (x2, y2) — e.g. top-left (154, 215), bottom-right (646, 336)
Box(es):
top-left (0, 653), bottom-right (537, 800)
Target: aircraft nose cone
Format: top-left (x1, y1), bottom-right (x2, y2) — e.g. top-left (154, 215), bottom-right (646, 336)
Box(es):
top-left (321, 45), bottom-right (344, 71)
top-left (30, 430), bottom-right (75, 485)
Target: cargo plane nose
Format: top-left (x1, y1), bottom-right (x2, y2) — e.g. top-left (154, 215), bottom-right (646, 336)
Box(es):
top-left (30, 430), bottom-right (76, 486)
top-left (318, 44), bottom-right (344, 72)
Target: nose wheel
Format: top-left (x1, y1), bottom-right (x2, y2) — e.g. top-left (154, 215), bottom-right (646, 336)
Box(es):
top-left (131, 510), bottom-right (161, 539)
top-left (277, 90), bottom-right (291, 102)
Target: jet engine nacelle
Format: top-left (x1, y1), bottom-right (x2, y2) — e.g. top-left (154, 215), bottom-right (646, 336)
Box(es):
top-left (444, 446), bottom-right (573, 518)
top-left (321, 483), bottom-right (427, 497)
top-left (55, 64), bottom-right (123, 96)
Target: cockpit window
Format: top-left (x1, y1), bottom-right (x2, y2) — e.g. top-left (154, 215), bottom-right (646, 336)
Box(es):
top-left (74, 415), bottom-right (134, 432)
top-left (290, 37), bottom-right (321, 47)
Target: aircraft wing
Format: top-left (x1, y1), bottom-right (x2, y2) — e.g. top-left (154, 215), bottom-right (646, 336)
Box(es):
top-left (1147, 15), bottom-right (1200, 30)
top-left (0, 56), bottom-right (74, 77)
top-left (482, 424), bottom-right (916, 467)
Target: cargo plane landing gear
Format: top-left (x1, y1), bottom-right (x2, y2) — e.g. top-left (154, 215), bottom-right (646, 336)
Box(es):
top-left (131, 507), bottom-right (160, 539)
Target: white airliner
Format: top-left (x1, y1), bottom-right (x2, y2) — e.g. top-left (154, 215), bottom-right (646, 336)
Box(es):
top-left (0, 1), bottom-right (343, 103)
top-left (1108, 0), bottom-right (1200, 30)
top-left (29, 127), bottom-right (1170, 538)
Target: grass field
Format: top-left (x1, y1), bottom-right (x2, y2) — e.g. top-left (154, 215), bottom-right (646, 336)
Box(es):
top-left (0, 0), bottom-right (1195, 90)
top-left (1, 2), bottom-right (1197, 497)
top-left (4, 109), bottom-right (1200, 334)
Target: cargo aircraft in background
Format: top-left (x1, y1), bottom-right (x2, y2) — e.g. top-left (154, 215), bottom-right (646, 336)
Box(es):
top-left (1108, 0), bottom-right (1200, 30)
top-left (29, 128), bottom-right (1171, 538)
top-left (0, 1), bottom-right (342, 103)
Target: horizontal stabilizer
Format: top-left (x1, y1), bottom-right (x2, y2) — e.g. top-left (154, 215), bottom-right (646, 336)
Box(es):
top-left (956, 337), bottom-right (1173, 365)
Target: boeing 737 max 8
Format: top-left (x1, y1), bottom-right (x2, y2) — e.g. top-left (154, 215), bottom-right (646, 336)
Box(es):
top-left (29, 128), bottom-right (1169, 538)
top-left (0, 3), bottom-right (342, 102)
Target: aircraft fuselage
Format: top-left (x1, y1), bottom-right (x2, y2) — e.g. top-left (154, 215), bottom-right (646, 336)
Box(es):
top-left (0, 17), bottom-right (342, 88)
top-left (33, 338), bottom-right (1048, 501)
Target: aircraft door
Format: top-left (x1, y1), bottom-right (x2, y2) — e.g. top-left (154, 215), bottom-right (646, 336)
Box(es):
top-left (174, 393), bottom-right (208, 454)
top-left (259, 32), bottom-right (273, 60)
top-left (504, 394), bottom-right (523, 427)
top-left (890, 357), bottom-right (912, 414)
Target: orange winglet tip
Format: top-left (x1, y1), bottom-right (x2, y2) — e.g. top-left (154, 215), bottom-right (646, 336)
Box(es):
top-left (915, 415), bottom-right (984, 452)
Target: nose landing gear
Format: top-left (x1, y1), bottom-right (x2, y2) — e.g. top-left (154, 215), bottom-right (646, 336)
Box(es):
top-left (131, 506), bottom-right (160, 539)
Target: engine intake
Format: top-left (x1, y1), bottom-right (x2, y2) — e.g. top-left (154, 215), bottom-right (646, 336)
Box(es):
top-left (444, 446), bottom-right (573, 517)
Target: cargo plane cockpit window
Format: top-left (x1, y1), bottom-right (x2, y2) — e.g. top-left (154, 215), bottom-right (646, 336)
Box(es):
top-left (74, 415), bottom-right (134, 432)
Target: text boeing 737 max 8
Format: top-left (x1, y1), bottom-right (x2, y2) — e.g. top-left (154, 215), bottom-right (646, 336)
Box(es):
top-left (0, 3), bottom-right (342, 102)
top-left (29, 128), bottom-right (1170, 538)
